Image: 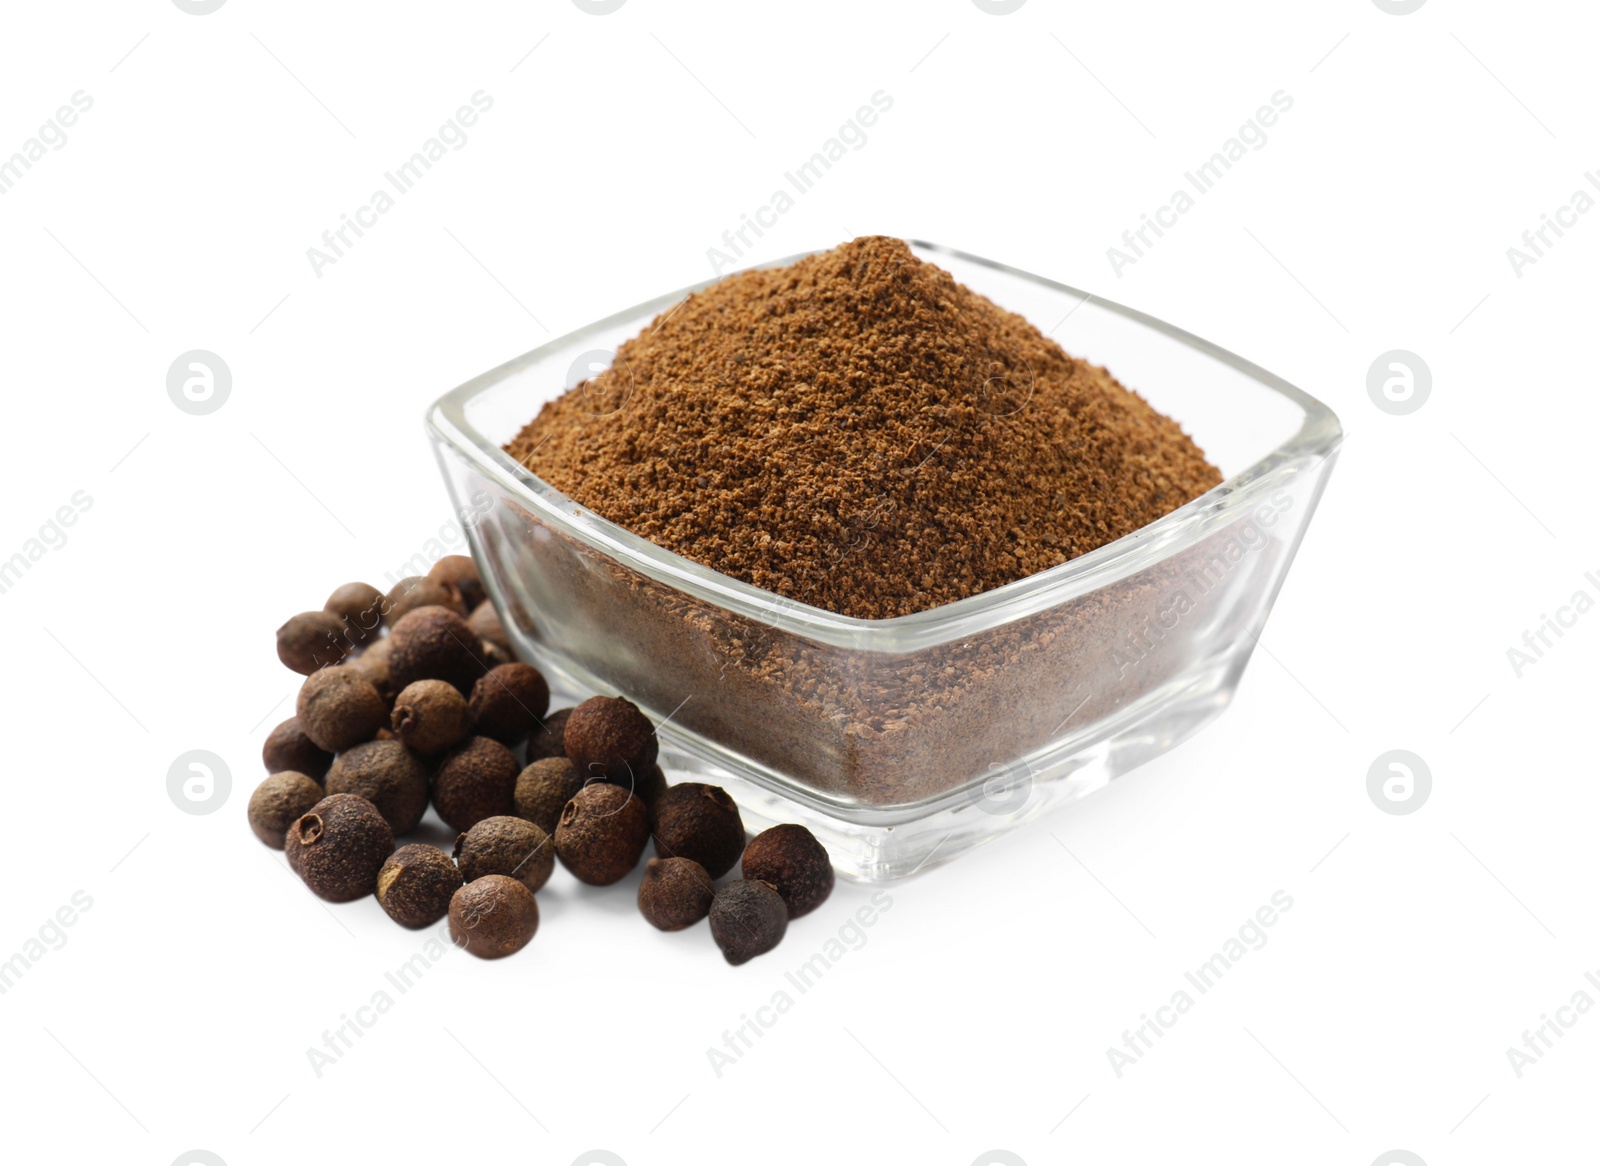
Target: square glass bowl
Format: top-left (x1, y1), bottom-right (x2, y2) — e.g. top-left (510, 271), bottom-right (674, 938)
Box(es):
top-left (427, 241), bottom-right (1341, 881)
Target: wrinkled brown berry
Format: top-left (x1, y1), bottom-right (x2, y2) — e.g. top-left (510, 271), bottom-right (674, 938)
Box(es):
top-left (388, 605), bottom-right (488, 694)
top-left (637, 764), bottom-right (668, 808)
top-left (384, 575), bottom-right (465, 626)
top-left (248, 771), bottom-right (324, 849)
top-left (285, 793), bottom-right (395, 902)
top-left (554, 783), bottom-right (652, 886)
top-left (325, 740), bottom-right (430, 835)
top-left (429, 555), bottom-right (486, 612)
top-left (638, 857), bottom-right (714, 931)
top-left (652, 783), bottom-right (744, 878)
top-left (527, 708), bottom-right (573, 763)
top-left (565, 696), bottom-right (657, 783)
top-left (349, 637), bottom-right (395, 703)
top-left (262, 717), bottom-right (333, 782)
top-left (469, 663), bottom-right (549, 745)
top-left (742, 824), bottom-right (834, 918)
top-left (449, 875), bottom-right (538, 959)
top-left (376, 843), bottom-right (462, 928)
top-left (391, 679), bottom-right (471, 754)
top-left (453, 816), bottom-right (554, 893)
top-left (277, 611), bottom-right (347, 674)
top-left (513, 757), bottom-right (585, 836)
top-left (296, 666), bottom-right (388, 752)
top-left (467, 600), bottom-right (511, 657)
top-left (325, 581), bottom-right (384, 645)
top-left (710, 880), bottom-right (787, 965)
top-left (431, 736), bottom-right (520, 833)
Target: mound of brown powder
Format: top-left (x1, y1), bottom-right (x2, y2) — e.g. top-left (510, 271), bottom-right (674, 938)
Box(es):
top-left (505, 237), bottom-right (1221, 620)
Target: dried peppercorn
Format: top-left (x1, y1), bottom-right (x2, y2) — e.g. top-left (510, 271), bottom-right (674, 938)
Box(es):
top-left (349, 636), bottom-right (396, 703)
top-left (469, 663), bottom-right (549, 745)
top-left (467, 600), bottom-right (511, 658)
top-left (453, 816), bottom-right (554, 893)
top-left (553, 783), bottom-right (651, 886)
top-left (428, 555), bottom-right (486, 612)
top-left (513, 757), bottom-right (585, 836)
top-left (285, 793), bottom-right (395, 902)
top-left (261, 717), bottom-right (333, 782)
top-left (741, 824), bottom-right (834, 918)
top-left (296, 666), bottom-right (388, 753)
top-left (384, 575), bottom-right (465, 626)
top-left (709, 879), bottom-right (787, 965)
top-left (431, 736), bottom-right (520, 833)
top-left (325, 740), bottom-right (431, 835)
top-left (449, 875), bottom-right (538, 958)
top-left (636, 763), bottom-right (667, 808)
top-left (527, 708), bottom-right (573, 763)
top-left (564, 695), bottom-right (657, 783)
top-left (248, 771), bottom-right (324, 849)
top-left (277, 611), bottom-right (347, 674)
top-left (391, 679), bottom-right (472, 755)
top-left (376, 843), bottom-right (462, 928)
top-left (638, 857), bottom-right (714, 931)
top-left (325, 581), bottom-right (384, 645)
top-left (652, 783), bottom-right (744, 878)
top-left (388, 605), bottom-right (488, 695)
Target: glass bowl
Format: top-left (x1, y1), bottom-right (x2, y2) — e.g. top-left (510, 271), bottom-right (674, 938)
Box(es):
top-left (426, 241), bottom-right (1341, 881)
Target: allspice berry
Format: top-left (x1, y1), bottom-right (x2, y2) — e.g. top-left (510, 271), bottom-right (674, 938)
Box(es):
top-left (637, 764), bottom-right (668, 809)
top-left (553, 783), bottom-right (652, 886)
top-left (710, 880), bottom-right (788, 965)
top-left (325, 740), bottom-right (430, 835)
top-left (469, 663), bottom-right (549, 745)
top-left (467, 599), bottom-right (511, 657)
top-left (638, 857), bottom-right (714, 931)
top-left (432, 736), bottom-right (520, 833)
top-left (262, 717), bottom-right (333, 782)
top-left (285, 793), bottom-right (395, 902)
top-left (376, 843), bottom-right (462, 928)
top-left (652, 783), bottom-right (745, 878)
top-left (429, 554), bottom-right (486, 612)
top-left (349, 637), bottom-right (395, 703)
top-left (248, 771), bottom-right (324, 849)
top-left (513, 757), bottom-right (585, 836)
top-left (527, 708), bottom-right (573, 763)
top-left (742, 824), bottom-right (834, 918)
top-left (449, 875), bottom-right (538, 959)
top-left (325, 581), bottom-right (384, 645)
top-left (296, 665), bottom-right (388, 752)
top-left (384, 575), bottom-right (464, 626)
top-left (388, 605), bottom-right (488, 695)
top-left (391, 679), bottom-right (471, 754)
top-left (564, 696), bottom-right (657, 783)
top-left (277, 610), bottom-right (348, 674)
top-left (453, 816), bottom-right (554, 893)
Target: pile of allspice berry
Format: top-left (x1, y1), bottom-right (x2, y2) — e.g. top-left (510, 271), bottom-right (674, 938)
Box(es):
top-left (250, 554), bottom-right (833, 964)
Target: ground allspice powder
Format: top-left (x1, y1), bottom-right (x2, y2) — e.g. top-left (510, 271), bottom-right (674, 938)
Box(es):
top-left (506, 236), bottom-right (1221, 619)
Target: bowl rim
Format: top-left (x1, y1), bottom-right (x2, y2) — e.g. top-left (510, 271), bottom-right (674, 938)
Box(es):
top-left (427, 240), bottom-right (1343, 652)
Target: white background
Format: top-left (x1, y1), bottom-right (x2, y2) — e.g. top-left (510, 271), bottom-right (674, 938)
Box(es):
top-left (1, 1), bottom-right (1594, 1163)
